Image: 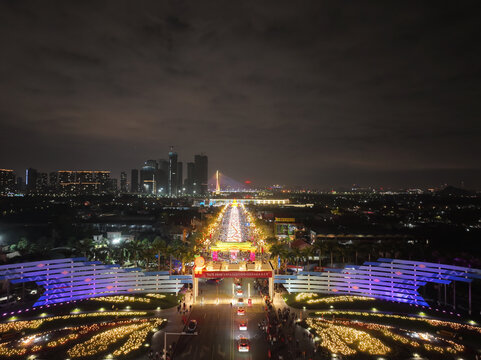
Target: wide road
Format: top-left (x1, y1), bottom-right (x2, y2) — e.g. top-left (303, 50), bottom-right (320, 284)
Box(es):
top-left (173, 277), bottom-right (269, 360)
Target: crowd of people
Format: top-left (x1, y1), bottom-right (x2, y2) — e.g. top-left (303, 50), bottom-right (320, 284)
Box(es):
top-left (256, 289), bottom-right (329, 359)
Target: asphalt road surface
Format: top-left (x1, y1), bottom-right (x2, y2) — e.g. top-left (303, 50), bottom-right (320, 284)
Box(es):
top-left (173, 277), bottom-right (269, 360)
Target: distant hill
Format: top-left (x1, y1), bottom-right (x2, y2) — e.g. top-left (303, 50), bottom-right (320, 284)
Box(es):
top-left (436, 185), bottom-right (474, 196)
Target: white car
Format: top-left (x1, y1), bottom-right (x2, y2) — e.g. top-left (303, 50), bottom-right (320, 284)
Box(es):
top-left (237, 298), bottom-right (244, 306)
top-left (237, 307), bottom-right (246, 316)
top-left (238, 337), bottom-right (250, 352)
top-left (239, 321), bottom-right (247, 331)
top-left (236, 289), bottom-right (243, 296)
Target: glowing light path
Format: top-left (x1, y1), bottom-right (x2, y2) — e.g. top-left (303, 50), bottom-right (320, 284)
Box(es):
top-left (225, 205), bottom-right (242, 242)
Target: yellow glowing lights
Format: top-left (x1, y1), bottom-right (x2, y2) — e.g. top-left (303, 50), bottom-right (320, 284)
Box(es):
top-left (306, 318), bottom-right (390, 355)
top-left (91, 296), bottom-right (151, 304)
top-left (294, 293), bottom-right (375, 304)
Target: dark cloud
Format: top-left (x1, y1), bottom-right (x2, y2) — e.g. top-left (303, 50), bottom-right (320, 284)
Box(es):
top-left (0, 0), bottom-right (480, 188)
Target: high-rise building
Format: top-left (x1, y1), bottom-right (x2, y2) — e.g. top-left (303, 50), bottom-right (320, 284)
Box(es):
top-left (168, 147), bottom-right (178, 197)
top-left (140, 160), bottom-right (157, 194)
top-left (0, 169), bottom-right (15, 194)
top-left (194, 154), bottom-right (208, 195)
top-left (185, 162), bottom-right (195, 195)
top-left (16, 176), bottom-right (23, 192)
top-left (157, 159), bottom-right (169, 195)
top-left (26, 168), bottom-right (38, 193)
top-left (131, 169), bottom-right (139, 193)
top-left (108, 178), bottom-right (118, 192)
top-left (57, 170), bottom-right (110, 195)
top-left (49, 172), bottom-right (58, 191)
top-left (37, 172), bottom-right (48, 193)
top-left (177, 162), bottom-right (183, 195)
top-left (120, 172), bottom-right (127, 192)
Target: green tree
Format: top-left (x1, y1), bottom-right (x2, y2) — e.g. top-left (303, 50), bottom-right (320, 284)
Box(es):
top-left (78, 238), bottom-right (94, 259)
top-left (151, 237), bottom-right (168, 271)
top-left (313, 239), bottom-right (328, 268)
top-left (269, 243), bottom-right (288, 274)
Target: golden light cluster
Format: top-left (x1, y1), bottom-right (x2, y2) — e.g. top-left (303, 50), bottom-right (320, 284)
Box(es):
top-left (0, 315), bottom-right (159, 359)
top-left (295, 292), bottom-right (318, 301)
top-left (113, 319), bottom-right (163, 356)
top-left (313, 312), bottom-right (473, 356)
top-left (306, 318), bottom-right (390, 355)
top-left (92, 295), bottom-right (151, 303)
top-left (0, 311), bottom-right (147, 335)
top-left (307, 315), bottom-right (471, 357)
top-left (67, 322), bottom-right (149, 358)
top-left (307, 295), bottom-right (374, 304)
top-left (146, 293), bottom-right (166, 299)
top-left (315, 310), bottom-right (481, 335)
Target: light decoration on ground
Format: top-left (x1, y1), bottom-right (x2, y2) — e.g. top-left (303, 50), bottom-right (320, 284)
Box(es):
top-left (307, 295), bottom-right (374, 304)
top-left (112, 319), bottom-right (163, 356)
top-left (146, 293), bottom-right (166, 299)
top-left (0, 318), bottom-right (155, 358)
top-left (0, 311), bottom-right (147, 335)
top-left (306, 318), bottom-right (390, 355)
top-left (91, 296), bottom-right (151, 303)
top-left (328, 318), bottom-right (464, 355)
top-left (314, 310), bottom-right (481, 335)
top-left (67, 320), bottom-right (157, 358)
top-left (295, 293), bottom-right (318, 301)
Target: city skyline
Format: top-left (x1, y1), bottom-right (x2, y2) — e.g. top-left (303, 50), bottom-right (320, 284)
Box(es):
top-left (1, 1), bottom-right (480, 189)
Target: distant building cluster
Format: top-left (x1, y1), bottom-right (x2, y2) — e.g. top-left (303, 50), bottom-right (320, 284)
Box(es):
top-left (0, 148), bottom-right (208, 197)
top-left (132, 147), bottom-right (208, 196)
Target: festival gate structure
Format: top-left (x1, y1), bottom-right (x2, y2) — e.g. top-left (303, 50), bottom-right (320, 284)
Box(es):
top-left (274, 258), bottom-right (481, 312)
top-left (0, 258), bottom-right (192, 307)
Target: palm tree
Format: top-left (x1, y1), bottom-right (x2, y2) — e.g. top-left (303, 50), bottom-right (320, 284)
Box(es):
top-left (269, 243), bottom-right (288, 274)
top-left (126, 238), bottom-right (145, 267)
top-left (93, 237), bottom-right (110, 262)
top-left (77, 238), bottom-right (94, 259)
top-left (313, 239), bottom-right (328, 268)
top-left (151, 237), bottom-right (168, 271)
top-left (324, 240), bottom-right (337, 267)
top-left (302, 246), bottom-right (314, 268)
top-left (289, 247), bottom-right (303, 269)
top-left (166, 244), bottom-right (177, 275)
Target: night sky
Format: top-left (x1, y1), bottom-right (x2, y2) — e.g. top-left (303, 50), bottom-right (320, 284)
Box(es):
top-left (1, 1), bottom-right (480, 189)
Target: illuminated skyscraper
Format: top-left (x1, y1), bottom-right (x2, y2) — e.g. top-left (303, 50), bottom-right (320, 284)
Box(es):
top-left (185, 162), bottom-right (195, 194)
top-left (0, 169), bottom-right (15, 194)
top-left (57, 170), bottom-right (110, 194)
top-left (168, 147), bottom-right (178, 197)
top-left (49, 172), bottom-right (58, 191)
top-left (120, 171), bottom-right (127, 192)
top-left (26, 168), bottom-right (38, 193)
top-left (177, 161), bottom-right (183, 195)
top-left (157, 159), bottom-right (169, 195)
top-left (140, 160), bottom-right (157, 194)
top-left (37, 172), bottom-right (48, 193)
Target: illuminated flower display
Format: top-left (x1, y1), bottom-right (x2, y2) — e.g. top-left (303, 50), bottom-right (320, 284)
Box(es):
top-left (0, 313), bottom-right (164, 359)
top-left (306, 315), bottom-right (472, 357)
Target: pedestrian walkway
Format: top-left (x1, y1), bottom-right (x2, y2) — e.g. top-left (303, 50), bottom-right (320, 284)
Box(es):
top-left (148, 290), bottom-right (195, 360)
top-left (269, 292), bottom-right (320, 360)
